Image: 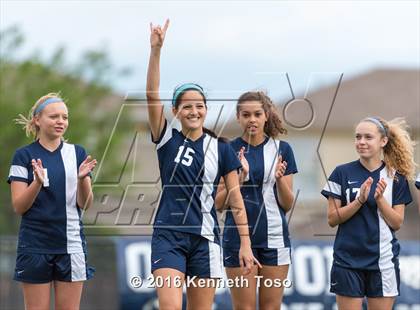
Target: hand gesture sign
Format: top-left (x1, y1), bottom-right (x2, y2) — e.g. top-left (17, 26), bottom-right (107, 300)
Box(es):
top-left (150, 19), bottom-right (170, 49)
top-left (78, 155), bottom-right (97, 180)
top-left (358, 177), bottom-right (373, 203)
top-left (238, 146), bottom-right (249, 180)
top-left (374, 178), bottom-right (387, 200)
top-left (31, 159), bottom-right (44, 185)
top-left (275, 155), bottom-right (287, 179)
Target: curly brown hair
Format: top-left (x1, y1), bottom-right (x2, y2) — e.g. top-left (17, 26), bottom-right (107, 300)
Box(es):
top-left (236, 91), bottom-right (287, 138)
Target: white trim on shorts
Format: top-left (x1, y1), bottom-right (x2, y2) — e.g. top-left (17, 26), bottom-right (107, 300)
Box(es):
top-left (208, 241), bottom-right (223, 278)
top-left (277, 247), bottom-right (291, 265)
top-left (71, 253), bottom-right (87, 281)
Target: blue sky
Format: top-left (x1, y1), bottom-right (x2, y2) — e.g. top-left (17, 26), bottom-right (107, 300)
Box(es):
top-left (1, 1), bottom-right (419, 101)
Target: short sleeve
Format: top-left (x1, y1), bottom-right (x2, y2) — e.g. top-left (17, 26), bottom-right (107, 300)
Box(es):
top-left (7, 149), bottom-right (30, 184)
top-left (415, 173), bottom-right (420, 189)
top-left (392, 173), bottom-right (412, 206)
top-left (280, 142), bottom-right (298, 175)
top-left (151, 119), bottom-right (173, 151)
top-left (219, 141), bottom-right (242, 177)
top-left (321, 166), bottom-right (343, 200)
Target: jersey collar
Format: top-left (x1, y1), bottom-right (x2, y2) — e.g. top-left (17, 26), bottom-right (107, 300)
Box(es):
top-left (36, 139), bottom-right (64, 154)
top-left (357, 159), bottom-right (386, 175)
top-left (239, 136), bottom-right (269, 148)
top-left (180, 131), bottom-right (206, 143)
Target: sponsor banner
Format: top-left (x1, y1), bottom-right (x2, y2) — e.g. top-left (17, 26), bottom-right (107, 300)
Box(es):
top-left (116, 238), bottom-right (420, 310)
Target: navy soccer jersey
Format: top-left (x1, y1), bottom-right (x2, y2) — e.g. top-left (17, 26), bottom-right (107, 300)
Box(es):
top-left (415, 173), bottom-right (420, 189)
top-left (223, 137), bottom-right (298, 249)
top-left (321, 160), bottom-right (412, 271)
top-left (8, 140), bottom-right (88, 254)
top-left (152, 120), bottom-right (241, 244)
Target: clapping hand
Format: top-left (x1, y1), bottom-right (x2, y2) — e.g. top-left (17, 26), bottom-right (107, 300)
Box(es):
top-left (275, 155), bottom-right (287, 179)
top-left (358, 177), bottom-right (373, 203)
top-left (238, 146), bottom-right (249, 182)
top-left (374, 178), bottom-right (387, 200)
top-left (32, 159), bottom-right (44, 185)
top-left (78, 155), bottom-right (97, 180)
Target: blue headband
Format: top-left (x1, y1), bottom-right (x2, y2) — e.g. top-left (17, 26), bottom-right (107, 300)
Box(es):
top-left (364, 117), bottom-right (388, 136)
top-left (33, 97), bottom-right (63, 115)
top-left (172, 83), bottom-right (205, 107)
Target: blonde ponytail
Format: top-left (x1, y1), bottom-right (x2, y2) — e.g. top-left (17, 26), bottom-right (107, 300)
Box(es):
top-left (14, 92), bottom-right (62, 139)
top-left (383, 118), bottom-right (416, 180)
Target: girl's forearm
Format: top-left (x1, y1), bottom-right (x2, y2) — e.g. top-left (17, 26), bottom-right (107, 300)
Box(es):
top-left (276, 177), bottom-right (294, 212)
top-left (12, 181), bottom-right (42, 215)
top-left (328, 198), bottom-right (363, 227)
top-left (77, 177), bottom-right (93, 209)
top-left (376, 197), bottom-right (403, 230)
top-left (146, 48), bottom-right (161, 98)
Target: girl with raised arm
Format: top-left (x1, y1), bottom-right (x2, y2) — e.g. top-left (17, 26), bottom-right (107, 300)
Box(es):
top-left (146, 20), bottom-right (259, 310)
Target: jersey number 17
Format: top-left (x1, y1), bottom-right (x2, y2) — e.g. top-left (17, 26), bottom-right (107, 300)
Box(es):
top-left (346, 187), bottom-right (361, 204)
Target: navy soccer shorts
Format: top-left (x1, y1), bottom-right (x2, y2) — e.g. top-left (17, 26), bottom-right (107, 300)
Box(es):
top-left (330, 263), bottom-right (400, 297)
top-left (14, 253), bottom-right (95, 283)
top-left (151, 229), bottom-right (223, 278)
top-left (223, 247), bottom-right (291, 268)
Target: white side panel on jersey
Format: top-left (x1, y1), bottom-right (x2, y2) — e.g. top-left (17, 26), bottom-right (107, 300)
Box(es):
top-left (378, 168), bottom-right (398, 296)
top-left (263, 139), bottom-right (284, 248)
top-left (416, 173), bottom-right (420, 184)
top-left (61, 143), bottom-right (84, 254)
top-left (156, 121), bottom-right (173, 150)
top-left (208, 241), bottom-right (223, 278)
top-left (71, 253), bottom-right (87, 281)
top-left (322, 181), bottom-right (341, 196)
top-left (9, 165), bottom-right (28, 179)
top-left (199, 135), bottom-right (218, 242)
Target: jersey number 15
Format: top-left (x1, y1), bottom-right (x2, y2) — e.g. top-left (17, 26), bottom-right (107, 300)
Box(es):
top-left (174, 146), bottom-right (195, 167)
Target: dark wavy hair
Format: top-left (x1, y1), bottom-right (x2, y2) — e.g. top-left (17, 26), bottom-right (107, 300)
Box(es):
top-left (237, 91), bottom-right (287, 138)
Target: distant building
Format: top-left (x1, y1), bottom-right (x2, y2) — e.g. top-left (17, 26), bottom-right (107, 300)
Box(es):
top-left (84, 68), bottom-right (419, 239)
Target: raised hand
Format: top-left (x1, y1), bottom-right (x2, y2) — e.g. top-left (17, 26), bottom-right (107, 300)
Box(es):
top-left (374, 178), bottom-right (387, 200)
top-left (275, 155), bottom-right (288, 179)
top-left (78, 155), bottom-right (97, 180)
top-left (238, 147), bottom-right (249, 181)
top-left (358, 177), bottom-right (373, 203)
top-left (31, 159), bottom-right (44, 185)
top-left (150, 19), bottom-right (170, 49)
